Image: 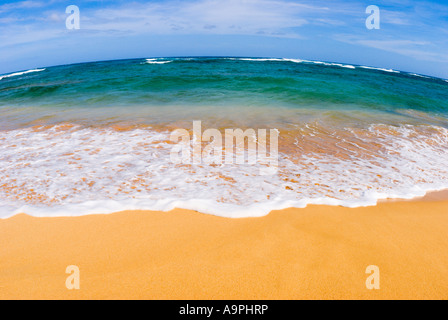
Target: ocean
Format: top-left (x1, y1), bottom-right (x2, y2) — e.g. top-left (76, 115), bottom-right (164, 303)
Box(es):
top-left (0, 57), bottom-right (447, 218)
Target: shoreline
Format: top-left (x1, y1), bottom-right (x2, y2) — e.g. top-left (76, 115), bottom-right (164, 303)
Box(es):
top-left (1, 197), bottom-right (447, 299)
top-left (3, 189), bottom-right (448, 220)
top-left (384, 189), bottom-right (448, 202)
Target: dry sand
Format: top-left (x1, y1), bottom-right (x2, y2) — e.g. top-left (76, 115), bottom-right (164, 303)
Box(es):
top-left (0, 199), bottom-right (447, 300)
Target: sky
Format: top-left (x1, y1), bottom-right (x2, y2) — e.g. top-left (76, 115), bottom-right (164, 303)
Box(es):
top-left (0, 0), bottom-right (448, 78)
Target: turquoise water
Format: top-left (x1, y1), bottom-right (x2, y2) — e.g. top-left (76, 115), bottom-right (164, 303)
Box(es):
top-left (1, 57), bottom-right (448, 129)
top-left (0, 57), bottom-right (447, 218)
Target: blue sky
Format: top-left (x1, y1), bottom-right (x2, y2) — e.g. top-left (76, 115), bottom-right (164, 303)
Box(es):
top-left (1, 0), bottom-right (448, 78)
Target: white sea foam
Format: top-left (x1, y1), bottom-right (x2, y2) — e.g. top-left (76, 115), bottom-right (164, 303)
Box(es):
top-left (228, 58), bottom-right (356, 69)
top-left (292, 59), bottom-right (356, 69)
top-left (0, 123), bottom-right (448, 219)
top-left (409, 73), bottom-right (430, 79)
top-left (145, 59), bottom-right (172, 64)
top-left (359, 66), bottom-right (399, 73)
top-left (234, 58), bottom-right (284, 62)
top-left (0, 68), bottom-right (45, 81)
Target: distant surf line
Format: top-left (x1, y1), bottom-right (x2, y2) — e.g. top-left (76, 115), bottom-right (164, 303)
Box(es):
top-left (142, 56), bottom-right (448, 82)
top-left (0, 68), bottom-right (45, 81)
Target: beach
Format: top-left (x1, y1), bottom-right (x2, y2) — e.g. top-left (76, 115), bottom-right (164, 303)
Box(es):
top-left (1, 58), bottom-right (448, 300)
top-left (1, 197), bottom-right (447, 300)
top-left (1, 0), bottom-right (448, 304)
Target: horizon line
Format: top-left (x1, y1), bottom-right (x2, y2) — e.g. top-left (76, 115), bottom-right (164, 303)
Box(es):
top-left (1, 56), bottom-right (447, 82)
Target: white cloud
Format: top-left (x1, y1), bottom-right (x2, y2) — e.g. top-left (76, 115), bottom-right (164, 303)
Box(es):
top-left (0, 0), bottom-right (327, 48)
top-left (381, 9), bottom-right (414, 26)
top-left (0, 1), bottom-right (45, 13)
top-left (337, 35), bottom-right (448, 63)
top-left (82, 0), bottom-right (318, 37)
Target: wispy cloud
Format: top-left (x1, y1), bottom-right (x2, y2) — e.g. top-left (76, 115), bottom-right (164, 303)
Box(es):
top-left (0, 0), bottom-right (317, 47)
top-left (0, 1), bottom-right (45, 13)
top-left (362, 39), bottom-right (448, 62)
top-left (82, 0), bottom-right (319, 37)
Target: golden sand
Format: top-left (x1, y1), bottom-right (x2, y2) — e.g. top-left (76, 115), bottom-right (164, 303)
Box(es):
top-left (0, 200), bottom-right (447, 300)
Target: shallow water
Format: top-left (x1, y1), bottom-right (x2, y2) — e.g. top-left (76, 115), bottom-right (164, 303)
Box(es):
top-left (0, 57), bottom-right (447, 218)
